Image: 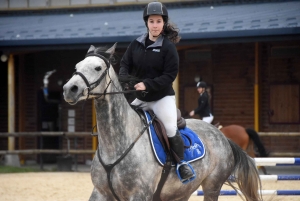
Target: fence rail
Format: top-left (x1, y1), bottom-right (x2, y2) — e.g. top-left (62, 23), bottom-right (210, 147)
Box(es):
top-left (1, 132), bottom-right (300, 137)
top-left (259, 132), bottom-right (300, 137)
top-left (0, 132), bottom-right (96, 170)
top-left (1, 132), bottom-right (299, 157)
top-left (0, 132), bottom-right (91, 137)
top-left (0, 149), bottom-right (94, 155)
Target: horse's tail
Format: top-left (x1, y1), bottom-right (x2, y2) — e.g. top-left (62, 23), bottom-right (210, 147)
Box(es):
top-left (245, 128), bottom-right (269, 157)
top-left (227, 139), bottom-right (263, 201)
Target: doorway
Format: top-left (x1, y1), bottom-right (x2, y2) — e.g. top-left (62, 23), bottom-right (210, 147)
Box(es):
top-left (37, 90), bottom-right (62, 163)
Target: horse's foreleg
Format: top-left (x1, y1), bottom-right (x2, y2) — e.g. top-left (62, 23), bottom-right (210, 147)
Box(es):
top-left (88, 187), bottom-right (102, 201)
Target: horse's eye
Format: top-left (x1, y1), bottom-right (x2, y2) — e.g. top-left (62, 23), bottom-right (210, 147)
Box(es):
top-left (95, 66), bottom-right (102, 71)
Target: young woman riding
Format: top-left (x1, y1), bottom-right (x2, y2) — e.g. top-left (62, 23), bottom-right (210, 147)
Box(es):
top-left (119, 1), bottom-right (193, 181)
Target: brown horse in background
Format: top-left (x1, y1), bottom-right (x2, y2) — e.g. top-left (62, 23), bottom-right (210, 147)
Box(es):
top-left (219, 125), bottom-right (269, 174)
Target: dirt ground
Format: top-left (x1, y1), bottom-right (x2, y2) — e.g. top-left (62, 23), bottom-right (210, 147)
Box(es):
top-left (0, 172), bottom-right (299, 201)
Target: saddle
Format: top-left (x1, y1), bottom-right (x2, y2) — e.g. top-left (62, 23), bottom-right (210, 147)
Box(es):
top-left (148, 109), bottom-right (186, 163)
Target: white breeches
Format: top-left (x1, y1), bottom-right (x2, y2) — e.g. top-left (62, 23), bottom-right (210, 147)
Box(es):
top-left (202, 113), bottom-right (214, 124)
top-left (131, 95), bottom-right (177, 137)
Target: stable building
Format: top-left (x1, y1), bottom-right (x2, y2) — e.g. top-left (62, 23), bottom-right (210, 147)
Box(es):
top-left (0, 0), bottom-right (300, 163)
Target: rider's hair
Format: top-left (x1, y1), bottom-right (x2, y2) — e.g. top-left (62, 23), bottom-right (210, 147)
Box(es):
top-left (162, 16), bottom-right (181, 44)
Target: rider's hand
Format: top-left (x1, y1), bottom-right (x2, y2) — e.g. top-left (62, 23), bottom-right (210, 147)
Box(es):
top-left (134, 82), bottom-right (146, 91)
top-left (189, 111), bottom-right (194, 116)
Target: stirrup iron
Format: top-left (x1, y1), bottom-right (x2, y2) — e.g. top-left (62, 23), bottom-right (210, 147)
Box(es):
top-left (176, 161), bottom-right (196, 184)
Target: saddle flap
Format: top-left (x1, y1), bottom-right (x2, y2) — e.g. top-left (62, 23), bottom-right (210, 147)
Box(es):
top-left (144, 111), bottom-right (206, 166)
top-left (148, 111), bottom-right (170, 152)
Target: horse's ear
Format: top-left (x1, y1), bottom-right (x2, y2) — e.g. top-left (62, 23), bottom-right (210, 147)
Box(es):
top-left (87, 45), bottom-right (96, 54)
top-left (105, 43), bottom-right (117, 55)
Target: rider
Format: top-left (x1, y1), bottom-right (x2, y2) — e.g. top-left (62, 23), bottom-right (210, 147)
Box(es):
top-left (119, 1), bottom-right (194, 181)
top-left (189, 81), bottom-right (214, 124)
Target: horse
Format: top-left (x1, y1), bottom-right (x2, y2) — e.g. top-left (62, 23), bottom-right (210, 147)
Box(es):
top-left (63, 43), bottom-right (262, 201)
top-left (219, 125), bottom-right (268, 158)
top-left (219, 124), bottom-right (269, 174)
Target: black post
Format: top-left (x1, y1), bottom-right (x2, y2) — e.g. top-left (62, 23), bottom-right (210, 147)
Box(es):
top-left (74, 137), bottom-right (78, 171)
top-left (39, 136), bottom-right (43, 170)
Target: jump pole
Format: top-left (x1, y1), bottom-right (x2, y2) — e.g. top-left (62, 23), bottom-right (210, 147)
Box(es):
top-left (260, 175), bottom-right (300, 181)
top-left (193, 190), bottom-right (300, 196)
top-left (254, 157), bottom-right (300, 166)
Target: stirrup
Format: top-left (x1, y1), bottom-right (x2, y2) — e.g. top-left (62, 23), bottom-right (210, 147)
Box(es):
top-left (176, 161), bottom-right (196, 184)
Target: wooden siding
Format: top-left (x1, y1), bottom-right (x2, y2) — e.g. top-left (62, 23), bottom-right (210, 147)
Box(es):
top-left (179, 43), bottom-right (255, 128)
top-left (211, 43), bottom-right (255, 128)
top-left (178, 41), bottom-right (300, 156)
top-left (0, 51), bottom-right (94, 162)
top-left (261, 41), bottom-right (300, 132)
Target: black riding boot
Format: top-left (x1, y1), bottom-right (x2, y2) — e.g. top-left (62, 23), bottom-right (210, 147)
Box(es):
top-left (168, 131), bottom-right (194, 181)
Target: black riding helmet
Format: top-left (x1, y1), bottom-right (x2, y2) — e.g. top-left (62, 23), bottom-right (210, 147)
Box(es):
top-left (197, 81), bottom-right (207, 88)
top-left (143, 2), bottom-right (168, 25)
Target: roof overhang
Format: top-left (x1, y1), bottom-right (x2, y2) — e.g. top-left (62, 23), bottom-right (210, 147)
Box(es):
top-left (0, 1), bottom-right (299, 50)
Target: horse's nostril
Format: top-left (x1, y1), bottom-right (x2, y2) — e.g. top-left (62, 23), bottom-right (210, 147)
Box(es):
top-left (71, 85), bottom-right (78, 93)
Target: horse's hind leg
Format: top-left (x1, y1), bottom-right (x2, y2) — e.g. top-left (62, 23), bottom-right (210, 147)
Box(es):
top-left (202, 187), bottom-right (221, 201)
top-left (201, 177), bottom-right (224, 201)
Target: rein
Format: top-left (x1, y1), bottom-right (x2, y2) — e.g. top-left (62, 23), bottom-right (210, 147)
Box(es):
top-left (90, 89), bottom-right (137, 96)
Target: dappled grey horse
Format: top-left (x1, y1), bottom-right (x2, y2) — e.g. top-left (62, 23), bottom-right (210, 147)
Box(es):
top-left (63, 43), bottom-right (262, 201)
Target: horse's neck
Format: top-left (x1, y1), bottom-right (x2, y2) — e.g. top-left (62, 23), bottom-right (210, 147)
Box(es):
top-left (93, 69), bottom-right (142, 162)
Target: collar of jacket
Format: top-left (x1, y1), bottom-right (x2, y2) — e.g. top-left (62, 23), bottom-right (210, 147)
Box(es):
top-left (136, 33), bottom-right (164, 48)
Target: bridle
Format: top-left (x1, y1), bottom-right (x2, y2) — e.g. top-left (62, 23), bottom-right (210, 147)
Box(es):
top-left (72, 53), bottom-right (111, 99)
top-left (72, 51), bottom-right (154, 201)
top-left (72, 52), bottom-right (137, 100)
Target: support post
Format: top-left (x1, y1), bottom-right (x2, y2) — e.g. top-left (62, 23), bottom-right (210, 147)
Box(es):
top-left (254, 43), bottom-right (260, 131)
top-left (6, 54), bottom-right (20, 167)
top-left (8, 54), bottom-right (15, 151)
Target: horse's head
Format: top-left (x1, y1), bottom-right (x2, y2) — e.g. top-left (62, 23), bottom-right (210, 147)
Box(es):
top-left (63, 43), bottom-right (117, 105)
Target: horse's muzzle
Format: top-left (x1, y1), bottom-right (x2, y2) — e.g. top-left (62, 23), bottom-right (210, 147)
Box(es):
top-left (63, 83), bottom-right (80, 104)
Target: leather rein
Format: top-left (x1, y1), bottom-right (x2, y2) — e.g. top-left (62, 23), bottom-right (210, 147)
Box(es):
top-left (72, 52), bottom-right (153, 201)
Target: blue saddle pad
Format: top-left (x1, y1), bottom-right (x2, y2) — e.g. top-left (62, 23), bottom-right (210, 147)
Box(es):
top-left (145, 111), bottom-right (206, 166)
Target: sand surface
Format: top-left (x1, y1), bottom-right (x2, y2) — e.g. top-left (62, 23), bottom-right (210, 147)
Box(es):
top-left (0, 172), bottom-right (299, 201)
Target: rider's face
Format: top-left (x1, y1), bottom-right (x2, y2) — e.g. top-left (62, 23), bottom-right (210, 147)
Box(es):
top-left (147, 15), bottom-right (164, 38)
top-left (197, 87), bottom-right (204, 94)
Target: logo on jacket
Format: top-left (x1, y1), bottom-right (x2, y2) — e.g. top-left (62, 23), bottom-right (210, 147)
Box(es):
top-left (152, 49), bottom-right (160, 52)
